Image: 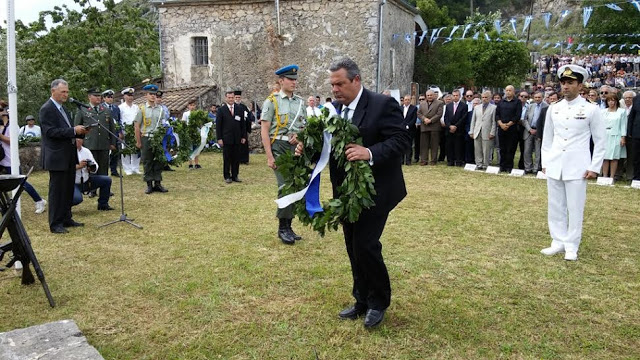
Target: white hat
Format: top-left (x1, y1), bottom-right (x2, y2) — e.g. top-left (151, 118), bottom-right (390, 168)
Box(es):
top-left (557, 65), bottom-right (590, 83)
top-left (121, 87), bottom-right (135, 95)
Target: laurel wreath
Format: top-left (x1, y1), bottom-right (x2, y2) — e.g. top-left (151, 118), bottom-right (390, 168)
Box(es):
top-left (275, 108), bottom-right (376, 237)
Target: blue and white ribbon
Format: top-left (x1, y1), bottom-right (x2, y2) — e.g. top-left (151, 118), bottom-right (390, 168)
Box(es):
top-left (583, 7), bottom-right (593, 28)
top-left (190, 122), bottom-right (213, 160)
top-left (162, 126), bottom-right (180, 162)
top-left (522, 15), bottom-right (533, 35)
top-left (275, 130), bottom-right (332, 217)
top-left (605, 3), bottom-right (623, 11)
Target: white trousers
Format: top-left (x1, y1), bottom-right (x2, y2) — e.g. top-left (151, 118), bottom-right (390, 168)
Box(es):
top-left (546, 177), bottom-right (587, 252)
top-left (121, 154), bottom-right (141, 174)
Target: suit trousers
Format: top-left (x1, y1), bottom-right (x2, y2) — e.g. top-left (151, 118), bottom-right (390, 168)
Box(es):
top-left (445, 132), bottom-right (464, 166)
top-left (420, 130), bottom-right (439, 164)
top-left (222, 143), bottom-right (241, 180)
top-left (633, 138), bottom-right (640, 180)
top-left (90, 149), bottom-right (110, 176)
top-left (48, 168), bottom-right (75, 229)
top-left (140, 137), bottom-right (163, 182)
top-left (438, 130), bottom-right (447, 161)
top-left (413, 127), bottom-right (421, 162)
top-left (271, 140), bottom-right (295, 219)
top-left (343, 208), bottom-right (391, 311)
top-left (473, 136), bottom-right (494, 168)
top-left (523, 135), bottom-right (542, 172)
top-left (498, 127), bottom-right (518, 171)
top-left (546, 177), bottom-right (587, 253)
top-left (403, 127), bottom-right (418, 164)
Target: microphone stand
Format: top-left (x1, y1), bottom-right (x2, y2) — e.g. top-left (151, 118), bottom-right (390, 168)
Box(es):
top-left (81, 109), bottom-right (142, 229)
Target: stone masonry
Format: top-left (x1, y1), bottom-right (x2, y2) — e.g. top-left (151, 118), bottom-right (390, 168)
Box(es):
top-left (154, 0), bottom-right (418, 104)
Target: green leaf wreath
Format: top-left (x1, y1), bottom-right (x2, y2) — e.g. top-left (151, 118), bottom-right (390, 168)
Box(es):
top-left (149, 125), bottom-right (191, 166)
top-left (275, 108), bottom-right (376, 237)
top-left (120, 124), bottom-right (138, 156)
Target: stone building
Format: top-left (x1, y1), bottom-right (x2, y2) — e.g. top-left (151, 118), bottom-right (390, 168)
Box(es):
top-left (152, 0), bottom-right (423, 104)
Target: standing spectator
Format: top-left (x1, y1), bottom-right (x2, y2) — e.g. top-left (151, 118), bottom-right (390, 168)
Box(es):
top-left (306, 95), bottom-right (322, 117)
top-left (438, 93), bottom-right (453, 162)
top-left (0, 111), bottom-right (47, 214)
top-left (464, 90), bottom-right (476, 164)
top-left (443, 90), bottom-right (466, 166)
top-left (208, 104), bottom-right (217, 123)
top-left (620, 91), bottom-right (635, 180)
top-left (74, 88), bottom-right (116, 176)
top-left (587, 89), bottom-right (599, 104)
top-left (234, 91), bottom-right (253, 165)
top-left (496, 85), bottom-right (522, 172)
top-left (101, 89), bottom-right (121, 177)
top-left (601, 94), bottom-right (627, 180)
top-left (517, 90), bottom-right (529, 170)
top-left (119, 87), bottom-right (141, 175)
top-left (401, 95), bottom-right (418, 165)
top-left (521, 91), bottom-right (548, 174)
top-left (182, 100), bottom-right (202, 169)
top-left (18, 115), bottom-right (41, 137)
top-left (541, 65), bottom-right (606, 261)
top-left (216, 90), bottom-right (247, 184)
top-left (469, 91), bottom-right (496, 169)
top-left (628, 90), bottom-right (640, 180)
top-left (417, 90), bottom-right (443, 165)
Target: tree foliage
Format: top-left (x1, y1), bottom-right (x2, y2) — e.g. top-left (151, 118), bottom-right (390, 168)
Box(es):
top-left (583, 2), bottom-right (640, 54)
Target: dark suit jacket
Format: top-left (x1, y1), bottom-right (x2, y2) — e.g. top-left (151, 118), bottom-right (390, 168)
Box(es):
top-left (536, 106), bottom-right (549, 141)
top-left (39, 99), bottom-right (80, 171)
top-left (331, 88), bottom-right (410, 214)
top-left (444, 101), bottom-right (467, 134)
top-left (628, 96), bottom-right (640, 139)
top-left (216, 103), bottom-right (247, 145)
top-left (402, 104), bottom-right (418, 131)
top-left (417, 100), bottom-right (443, 132)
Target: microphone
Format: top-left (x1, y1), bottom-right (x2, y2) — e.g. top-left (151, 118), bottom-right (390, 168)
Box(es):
top-left (69, 98), bottom-right (90, 108)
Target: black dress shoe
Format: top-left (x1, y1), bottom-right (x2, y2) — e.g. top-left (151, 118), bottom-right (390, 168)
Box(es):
top-left (225, 178), bottom-right (232, 184)
top-left (153, 184), bottom-right (169, 193)
top-left (195, 164), bottom-right (202, 169)
top-left (278, 229), bottom-right (295, 245)
top-left (98, 204), bottom-right (115, 211)
top-left (63, 220), bottom-right (84, 227)
top-left (50, 226), bottom-right (69, 234)
top-left (232, 178), bottom-right (242, 183)
top-left (111, 171), bottom-right (120, 177)
top-left (364, 309), bottom-right (385, 328)
top-left (338, 304), bottom-right (367, 320)
top-left (145, 185), bottom-right (154, 194)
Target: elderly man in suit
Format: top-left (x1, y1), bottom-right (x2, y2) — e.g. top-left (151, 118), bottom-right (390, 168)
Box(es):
top-left (443, 89), bottom-right (468, 166)
top-left (39, 79), bottom-right (91, 233)
top-left (469, 90), bottom-right (496, 169)
top-left (401, 95), bottom-right (418, 165)
top-left (216, 90), bottom-right (247, 183)
top-left (301, 58), bottom-right (409, 328)
top-left (628, 90), bottom-right (640, 181)
top-left (541, 65), bottom-right (606, 261)
top-left (417, 89), bottom-right (443, 165)
top-left (521, 91), bottom-right (548, 174)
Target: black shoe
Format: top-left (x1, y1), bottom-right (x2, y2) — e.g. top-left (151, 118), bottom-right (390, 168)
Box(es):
top-left (339, 304), bottom-right (367, 320)
top-left (153, 183), bottom-right (168, 193)
top-left (98, 204), bottom-right (115, 211)
top-left (111, 171), bottom-right (120, 177)
top-left (278, 219), bottom-right (295, 245)
top-left (63, 220), bottom-right (84, 227)
top-left (195, 164), bottom-right (202, 169)
top-left (189, 164), bottom-right (194, 169)
top-left (88, 190), bottom-right (97, 198)
top-left (232, 178), bottom-right (242, 183)
top-left (363, 309), bottom-right (385, 328)
top-left (286, 219), bottom-right (302, 240)
top-left (225, 178), bottom-right (232, 184)
top-left (50, 226), bottom-right (69, 234)
top-left (163, 165), bottom-right (174, 171)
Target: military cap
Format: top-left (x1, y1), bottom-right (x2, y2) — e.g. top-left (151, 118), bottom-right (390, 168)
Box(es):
top-left (558, 65), bottom-right (589, 83)
top-left (156, 90), bottom-right (163, 97)
top-left (102, 89), bottom-right (115, 97)
top-left (233, 90), bottom-right (242, 96)
top-left (25, 115), bottom-right (35, 121)
top-left (121, 87), bottom-right (135, 96)
top-left (142, 84), bottom-right (159, 93)
top-left (275, 64), bottom-right (299, 79)
top-left (87, 87), bottom-right (102, 95)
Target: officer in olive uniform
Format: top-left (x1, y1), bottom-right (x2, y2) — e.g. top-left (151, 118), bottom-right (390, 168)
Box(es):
top-left (134, 84), bottom-right (169, 194)
top-left (260, 64), bottom-right (306, 245)
top-left (102, 89), bottom-right (122, 177)
top-left (74, 87), bottom-right (116, 176)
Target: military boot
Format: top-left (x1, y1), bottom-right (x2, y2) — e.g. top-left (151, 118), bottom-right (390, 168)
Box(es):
top-left (287, 219), bottom-right (302, 241)
top-left (153, 181), bottom-right (168, 193)
top-left (145, 181), bottom-right (154, 194)
top-left (278, 218), bottom-right (295, 245)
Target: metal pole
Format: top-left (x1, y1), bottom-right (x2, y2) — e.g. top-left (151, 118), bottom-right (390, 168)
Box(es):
top-left (376, 0), bottom-right (386, 93)
top-left (7, 0), bottom-right (21, 215)
top-left (275, 0), bottom-right (281, 35)
top-left (525, 0), bottom-right (533, 45)
top-left (470, 0), bottom-right (473, 17)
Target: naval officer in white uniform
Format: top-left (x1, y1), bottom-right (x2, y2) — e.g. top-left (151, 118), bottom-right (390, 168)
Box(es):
top-left (540, 64), bottom-right (606, 261)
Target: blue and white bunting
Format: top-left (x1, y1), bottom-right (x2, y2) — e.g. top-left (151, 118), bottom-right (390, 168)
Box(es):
top-left (632, 0), bottom-right (640, 12)
top-left (461, 24), bottom-right (473, 39)
top-left (605, 3), bottom-right (623, 11)
top-left (543, 12), bottom-right (552, 29)
top-left (509, 18), bottom-right (517, 35)
top-left (473, 32), bottom-right (480, 40)
top-left (522, 15), bottom-right (533, 35)
top-left (417, 32), bottom-right (428, 46)
top-left (583, 7), bottom-right (593, 28)
top-left (449, 25), bottom-right (461, 39)
top-left (576, 43), bottom-right (584, 51)
top-left (598, 44), bottom-right (606, 50)
top-left (494, 20), bottom-right (502, 35)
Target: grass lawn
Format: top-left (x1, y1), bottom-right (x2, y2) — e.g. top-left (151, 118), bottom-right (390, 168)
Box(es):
top-left (1, 152), bottom-right (639, 359)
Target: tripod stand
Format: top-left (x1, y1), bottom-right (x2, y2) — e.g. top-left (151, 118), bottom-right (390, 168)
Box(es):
top-left (79, 109), bottom-right (142, 229)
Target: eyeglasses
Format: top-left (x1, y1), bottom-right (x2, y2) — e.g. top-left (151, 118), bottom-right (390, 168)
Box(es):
top-left (600, 92), bottom-right (608, 95)
top-left (519, 95), bottom-right (529, 98)
top-left (465, 94), bottom-right (473, 97)
top-left (419, 98), bottom-right (425, 101)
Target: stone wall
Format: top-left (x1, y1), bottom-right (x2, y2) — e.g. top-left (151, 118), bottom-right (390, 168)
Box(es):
top-left (157, 0), bottom-right (416, 105)
top-left (379, 1), bottom-right (418, 96)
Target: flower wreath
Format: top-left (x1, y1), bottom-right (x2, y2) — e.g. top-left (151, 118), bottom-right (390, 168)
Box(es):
top-left (275, 108), bottom-right (376, 237)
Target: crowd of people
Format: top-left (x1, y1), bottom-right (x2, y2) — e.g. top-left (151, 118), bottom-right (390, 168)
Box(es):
top-left (536, 53), bottom-right (640, 89)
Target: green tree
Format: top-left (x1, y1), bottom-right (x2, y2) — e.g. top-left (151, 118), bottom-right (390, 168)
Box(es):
top-left (16, 0), bottom-right (160, 101)
top-left (583, 2), bottom-right (640, 54)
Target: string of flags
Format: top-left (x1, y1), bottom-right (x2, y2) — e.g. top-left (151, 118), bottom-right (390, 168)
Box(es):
top-left (394, 0), bottom-right (640, 47)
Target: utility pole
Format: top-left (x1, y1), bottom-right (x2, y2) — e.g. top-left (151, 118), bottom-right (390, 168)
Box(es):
top-left (526, 0), bottom-right (534, 46)
top-left (470, 0), bottom-right (474, 17)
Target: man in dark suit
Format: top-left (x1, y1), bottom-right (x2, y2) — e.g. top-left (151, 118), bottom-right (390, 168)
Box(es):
top-left (628, 91), bottom-right (640, 181)
top-left (326, 58), bottom-right (409, 328)
top-left (216, 90), bottom-right (247, 183)
top-left (536, 92), bottom-right (557, 171)
top-left (39, 79), bottom-right (90, 233)
top-left (234, 90), bottom-right (253, 164)
top-left (443, 89), bottom-right (467, 166)
top-left (401, 95), bottom-right (418, 165)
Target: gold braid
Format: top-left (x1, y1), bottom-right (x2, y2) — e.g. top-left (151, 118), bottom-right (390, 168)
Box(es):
top-left (269, 93), bottom-right (289, 144)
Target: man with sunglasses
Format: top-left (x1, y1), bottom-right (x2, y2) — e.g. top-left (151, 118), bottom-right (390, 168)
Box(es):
top-left (598, 85), bottom-right (613, 109)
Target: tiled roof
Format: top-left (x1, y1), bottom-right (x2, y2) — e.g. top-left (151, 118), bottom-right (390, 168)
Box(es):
top-left (132, 85), bottom-right (217, 114)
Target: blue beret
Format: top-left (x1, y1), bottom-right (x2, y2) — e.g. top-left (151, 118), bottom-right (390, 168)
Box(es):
top-left (142, 84), bottom-right (159, 92)
top-left (275, 64), bottom-right (299, 79)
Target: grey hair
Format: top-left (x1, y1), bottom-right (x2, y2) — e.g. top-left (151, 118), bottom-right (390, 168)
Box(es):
top-left (534, 91), bottom-right (545, 97)
top-left (482, 90), bottom-right (492, 97)
top-left (329, 57), bottom-right (361, 81)
top-left (623, 90), bottom-right (635, 98)
top-left (51, 79), bottom-right (68, 90)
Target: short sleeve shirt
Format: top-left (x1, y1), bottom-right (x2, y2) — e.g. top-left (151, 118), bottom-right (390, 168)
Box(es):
top-left (134, 102), bottom-right (164, 136)
top-left (261, 90), bottom-right (306, 138)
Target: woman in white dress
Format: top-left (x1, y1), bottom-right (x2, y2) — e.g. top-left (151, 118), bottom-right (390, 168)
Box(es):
top-left (601, 94), bottom-right (627, 179)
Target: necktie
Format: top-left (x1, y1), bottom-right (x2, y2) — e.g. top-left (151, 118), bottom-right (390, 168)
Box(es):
top-left (230, 105), bottom-right (234, 116)
top-left (94, 106), bottom-right (99, 113)
top-left (453, 102), bottom-right (458, 114)
top-left (342, 107), bottom-right (350, 121)
top-left (59, 106), bottom-right (71, 127)
top-left (532, 104), bottom-right (541, 128)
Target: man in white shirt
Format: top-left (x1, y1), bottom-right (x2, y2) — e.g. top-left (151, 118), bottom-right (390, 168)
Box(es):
top-left (306, 96), bottom-right (321, 117)
top-left (18, 115), bottom-right (41, 137)
top-left (118, 87), bottom-right (141, 175)
top-left (72, 138), bottom-right (114, 211)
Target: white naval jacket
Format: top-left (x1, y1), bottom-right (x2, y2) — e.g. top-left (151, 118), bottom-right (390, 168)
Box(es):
top-left (541, 96), bottom-right (606, 181)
